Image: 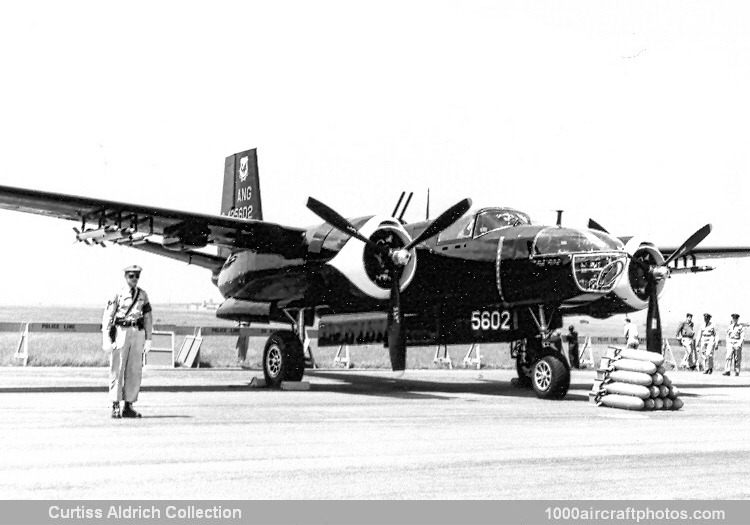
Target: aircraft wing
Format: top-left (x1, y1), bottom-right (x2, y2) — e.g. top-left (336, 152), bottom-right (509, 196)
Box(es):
top-left (661, 246), bottom-right (750, 260)
top-left (0, 185), bottom-right (307, 269)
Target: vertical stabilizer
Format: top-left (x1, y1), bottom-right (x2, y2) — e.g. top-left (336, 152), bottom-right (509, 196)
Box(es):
top-left (220, 149), bottom-right (263, 259)
top-left (221, 148), bottom-right (263, 220)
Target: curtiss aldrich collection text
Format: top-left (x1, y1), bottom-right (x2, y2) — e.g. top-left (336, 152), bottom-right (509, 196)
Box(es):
top-left (49, 504), bottom-right (242, 520)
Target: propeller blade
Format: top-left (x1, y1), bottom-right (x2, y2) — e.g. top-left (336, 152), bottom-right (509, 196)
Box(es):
top-left (307, 197), bottom-right (387, 254)
top-left (663, 224), bottom-right (712, 267)
top-left (645, 276), bottom-right (663, 354)
top-left (387, 264), bottom-right (406, 371)
top-left (405, 198), bottom-right (472, 250)
top-left (588, 219), bottom-right (609, 234)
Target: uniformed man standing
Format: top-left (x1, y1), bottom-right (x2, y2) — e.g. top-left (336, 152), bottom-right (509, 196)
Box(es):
top-left (697, 313), bottom-right (717, 374)
top-left (676, 313), bottom-right (697, 370)
top-left (102, 265), bottom-right (153, 418)
top-left (564, 325), bottom-right (580, 369)
top-left (623, 317), bottom-right (639, 349)
top-left (723, 313), bottom-right (744, 376)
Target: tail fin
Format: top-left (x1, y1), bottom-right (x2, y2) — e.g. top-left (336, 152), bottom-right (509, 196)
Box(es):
top-left (221, 148), bottom-right (263, 220)
top-left (220, 148), bottom-right (263, 259)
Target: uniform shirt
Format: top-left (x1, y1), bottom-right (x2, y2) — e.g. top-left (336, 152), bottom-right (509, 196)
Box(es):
top-left (676, 320), bottom-right (695, 338)
top-left (727, 322), bottom-right (745, 343)
top-left (103, 286), bottom-right (152, 329)
top-left (697, 322), bottom-right (717, 344)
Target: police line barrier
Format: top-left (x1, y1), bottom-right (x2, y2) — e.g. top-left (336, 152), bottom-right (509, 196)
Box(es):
top-left (0, 322), bottom-right (318, 338)
top-left (0, 323), bottom-right (735, 345)
top-left (0, 322), bottom-right (320, 368)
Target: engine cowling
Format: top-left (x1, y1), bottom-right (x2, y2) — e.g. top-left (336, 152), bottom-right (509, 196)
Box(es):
top-left (611, 237), bottom-right (667, 310)
top-left (326, 215), bottom-right (417, 300)
top-left (162, 222), bottom-right (210, 251)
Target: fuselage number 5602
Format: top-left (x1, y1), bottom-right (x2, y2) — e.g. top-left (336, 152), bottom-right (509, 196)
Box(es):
top-left (470, 310), bottom-right (511, 331)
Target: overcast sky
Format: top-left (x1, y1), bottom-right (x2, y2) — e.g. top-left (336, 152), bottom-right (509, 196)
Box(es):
top-left (1, 1), bottom-right (750, 325)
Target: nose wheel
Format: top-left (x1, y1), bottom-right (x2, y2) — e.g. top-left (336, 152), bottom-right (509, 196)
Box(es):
top-left (516, 340), bottom-right (570, 399)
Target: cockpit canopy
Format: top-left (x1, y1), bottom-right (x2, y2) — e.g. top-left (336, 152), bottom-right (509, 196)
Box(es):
top-left (532, 227), bottom-right (624, 256)
top-left (437, 208), bottom-right (531, 243)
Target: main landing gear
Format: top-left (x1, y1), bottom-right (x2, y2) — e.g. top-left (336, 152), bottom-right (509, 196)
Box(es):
top-left (513, 306), bottom-right (570, 400)
top-left (262, 309), bottom-right (311, 388)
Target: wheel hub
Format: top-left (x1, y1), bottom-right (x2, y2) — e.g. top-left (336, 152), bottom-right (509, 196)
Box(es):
top-left (266, 344), bottom-right (282, 378)
top-left (534, 360), bottom-right (552, 391)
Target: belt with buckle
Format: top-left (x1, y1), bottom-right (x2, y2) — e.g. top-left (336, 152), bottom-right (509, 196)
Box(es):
top-left (115, 319), bottom-right (141, 328)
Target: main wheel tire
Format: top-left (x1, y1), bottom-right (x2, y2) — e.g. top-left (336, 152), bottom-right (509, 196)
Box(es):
top-left (263, 331), bottom-right (305, 388)
top-left (531, 353), bottom-right (570, 400)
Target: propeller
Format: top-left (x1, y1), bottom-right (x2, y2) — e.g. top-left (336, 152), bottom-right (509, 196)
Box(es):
top-left (307, 196), bottom-right (472, 371)
top-left (587, 218), bottom-right (609, 234)
top-left (629, 224), bottom-right (712, 353)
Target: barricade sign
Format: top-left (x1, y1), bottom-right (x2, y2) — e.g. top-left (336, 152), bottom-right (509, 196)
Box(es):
top-left (579, 336), bottom-right (595, 368)
top-left (463, 343), bottom-right (482, 369)
top-left (13, 323), bottom-right (29, 366)
top-left (333, 344), bottom-right (352, 368)
top-left (433, 344), bottom-right (452, 368)
top-left (143, 330), bottom-right (175, 367)
top-left (177, 328), bottom-right (203, 368)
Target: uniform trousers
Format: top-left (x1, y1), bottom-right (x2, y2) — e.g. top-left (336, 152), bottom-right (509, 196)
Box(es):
top-left (109, 326), bottom-right (145, 402)
top-left (700, 339), bottom-right (716, 371)
top-left (680, 337), bottom-right (697, 368)
top-left (725, 341), bottom-right (743, 374)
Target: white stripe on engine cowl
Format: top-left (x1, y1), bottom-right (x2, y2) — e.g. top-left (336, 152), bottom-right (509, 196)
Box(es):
top-left (326, 215), bottom-right (417, 300)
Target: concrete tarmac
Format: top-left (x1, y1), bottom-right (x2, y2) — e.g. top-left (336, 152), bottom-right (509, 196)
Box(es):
top-left (0, 366), bottom-right (749, 499)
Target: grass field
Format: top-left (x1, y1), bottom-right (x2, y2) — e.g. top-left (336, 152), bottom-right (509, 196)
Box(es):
top-left (0, 304), bottom-right (730, 370)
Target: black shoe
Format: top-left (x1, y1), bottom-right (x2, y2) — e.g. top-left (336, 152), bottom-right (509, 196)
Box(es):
top-left (111, 404), bottom-right (120, 419)
top-left (708, 369), bottom-right (713, 374)
top-left (722, 371), bottom-right (731, 376)
top-left (121, 404), bottom-right (142, 418)
top-left (736, 372), bottom-right (740, 376)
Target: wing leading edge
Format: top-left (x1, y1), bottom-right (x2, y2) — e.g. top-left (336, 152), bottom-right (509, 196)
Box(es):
top-left (0, 184), bottom-right (307, 270)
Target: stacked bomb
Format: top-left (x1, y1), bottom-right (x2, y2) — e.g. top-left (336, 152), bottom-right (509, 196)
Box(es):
top-left (591, 348), bottom-right (684, 411)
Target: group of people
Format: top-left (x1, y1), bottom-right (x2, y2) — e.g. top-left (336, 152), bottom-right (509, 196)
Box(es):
top-left (621, 313), bottom-right (743, 376)
top-left (675, 312), bottom-right (743, 376)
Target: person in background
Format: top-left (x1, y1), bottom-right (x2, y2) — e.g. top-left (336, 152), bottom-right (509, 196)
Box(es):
top-left (676, 313), bottom-right (697, 370)
top-left (623, 317), bottom-right (639, 349)
top-left (723, 313), bottom-right (744, 377)
top-left (102, 265), bottom-right (153, 418)
top-left (697, 313), bottom-right (717, 374)
top-left (564, 325), bottom-right (580, 369)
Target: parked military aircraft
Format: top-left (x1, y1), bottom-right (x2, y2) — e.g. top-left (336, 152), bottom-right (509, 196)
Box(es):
top-left (1, 148), bottom-right (747, 399)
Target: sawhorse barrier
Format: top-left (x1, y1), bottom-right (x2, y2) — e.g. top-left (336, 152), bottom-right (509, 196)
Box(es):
top-left (433, 344), bottom-right (452, 368)
top-left (463, 343), bottom-right (482, 369)
top-left (333, 344), bottom-right (352, 368)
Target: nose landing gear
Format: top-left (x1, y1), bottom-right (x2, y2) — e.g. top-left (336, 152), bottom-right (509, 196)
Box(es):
top-left (512, 305), bottom-right (571, 399)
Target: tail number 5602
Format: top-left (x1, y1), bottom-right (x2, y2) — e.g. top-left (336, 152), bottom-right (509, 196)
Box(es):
top-left (470, 310), bottom-right (511, 331)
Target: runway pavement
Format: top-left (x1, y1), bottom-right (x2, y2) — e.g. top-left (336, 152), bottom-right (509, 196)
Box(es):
top-left (0, 366), bottom-right (749, 500)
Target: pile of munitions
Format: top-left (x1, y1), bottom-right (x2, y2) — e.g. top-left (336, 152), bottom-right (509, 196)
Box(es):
top-left (590, 347), bottom-right (684, 410)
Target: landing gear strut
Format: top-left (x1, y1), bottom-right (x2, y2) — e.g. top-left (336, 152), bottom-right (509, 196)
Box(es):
top-left (513, 305), bottom-right (571, 400)
top-left (262, 308), bottom-right (311, 388)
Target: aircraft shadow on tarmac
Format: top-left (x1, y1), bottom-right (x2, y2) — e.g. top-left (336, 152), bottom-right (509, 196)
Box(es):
top-left (304, 371), bottom-right (595, 402)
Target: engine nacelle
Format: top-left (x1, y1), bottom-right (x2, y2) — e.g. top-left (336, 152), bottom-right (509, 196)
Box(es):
top-left (162, 222), bottom-right (210, 251)
top-left (326, 215), bottom-right (417, 300)
top-left (610, 237), bottom-right (666, 310)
